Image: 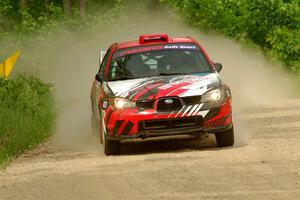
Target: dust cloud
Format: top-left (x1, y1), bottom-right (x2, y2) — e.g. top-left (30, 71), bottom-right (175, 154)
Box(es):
top-left (17, 6), bottom-right (297, 150)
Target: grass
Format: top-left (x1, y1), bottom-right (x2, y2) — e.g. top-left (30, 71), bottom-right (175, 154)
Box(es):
top-left (0, 75), bottom-right (55, 168)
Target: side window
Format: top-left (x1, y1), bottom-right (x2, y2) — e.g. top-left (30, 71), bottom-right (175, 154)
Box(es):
top-left (99, 48), bottom-right (111, 74)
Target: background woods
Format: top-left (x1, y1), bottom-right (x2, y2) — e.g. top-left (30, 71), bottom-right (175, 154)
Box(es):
top-left (0, 0), bottom-right (299, 72)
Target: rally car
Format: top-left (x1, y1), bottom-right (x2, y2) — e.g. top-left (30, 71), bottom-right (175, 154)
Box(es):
top-left (90, 34), bottom-right (234, 155)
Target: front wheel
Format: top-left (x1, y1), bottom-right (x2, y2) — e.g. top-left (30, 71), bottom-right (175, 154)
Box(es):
top-left (214, 127), bottom-right (234, 147)
top-left (104, 136), bottom-right (121, 155)
top-left (99, 120), bottom-right (121, 155)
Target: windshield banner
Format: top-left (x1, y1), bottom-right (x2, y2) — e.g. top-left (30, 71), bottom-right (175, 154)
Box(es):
top-left (115, 43), bottom-right (199, 58)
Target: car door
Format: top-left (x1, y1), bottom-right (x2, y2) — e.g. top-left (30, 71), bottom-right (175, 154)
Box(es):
top-left (91, 47), bottom-right (112, 121)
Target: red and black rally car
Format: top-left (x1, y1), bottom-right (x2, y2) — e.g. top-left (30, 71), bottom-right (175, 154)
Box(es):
top-left (91, 34), bottom-right (234, 155)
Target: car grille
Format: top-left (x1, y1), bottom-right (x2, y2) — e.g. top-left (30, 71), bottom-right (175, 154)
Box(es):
top-left (156, 97), bottom-right (183, 112)
top-left (139, 116), bottom-right (203, 131)
top-left (181, 95), bottom-right (201, 105)
top-left (136, 100), bottom-right (154, 109)
top-left (136, 96), bottom-right (201, 111)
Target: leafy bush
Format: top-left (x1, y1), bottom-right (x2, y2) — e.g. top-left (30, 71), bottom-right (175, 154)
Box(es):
top-left (0, 75), bottom-right (55, 167)
top-left (0, 0), bottom-right (125, 37)
top-left (164, 0), bottom-right (300, 72)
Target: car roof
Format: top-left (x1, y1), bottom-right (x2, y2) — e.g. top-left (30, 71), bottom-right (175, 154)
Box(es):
top-left (116, 34), bottom-right (196, 49)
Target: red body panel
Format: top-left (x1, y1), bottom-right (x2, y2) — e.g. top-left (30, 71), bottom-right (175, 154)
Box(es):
top-left (104, 98), bottom-right (232, 136)
top-left (204, 98), bottom-right (232, 128)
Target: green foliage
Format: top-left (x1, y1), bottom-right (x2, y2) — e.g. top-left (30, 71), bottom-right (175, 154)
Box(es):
top-left (164, 0), bottom-right (300, 72)
top-left (0, 75), bottom-right (55, 167)
top-left (266, 27), bottom-right (300, 72)
top-left (0, 0), bottom-right (125, 37)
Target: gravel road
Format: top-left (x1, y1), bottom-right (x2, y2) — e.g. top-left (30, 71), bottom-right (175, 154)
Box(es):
top-left (0, 100), bottom-right (299, 200)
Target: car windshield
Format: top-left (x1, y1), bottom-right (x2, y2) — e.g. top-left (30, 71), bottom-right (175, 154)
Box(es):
top-left (108, 43), bottom-right (213, 81)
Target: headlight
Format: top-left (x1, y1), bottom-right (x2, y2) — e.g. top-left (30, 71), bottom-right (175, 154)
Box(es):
top-left (201, 88), bottom-right (225, 103)
top-left (110, 97), bottom-right (136, 110)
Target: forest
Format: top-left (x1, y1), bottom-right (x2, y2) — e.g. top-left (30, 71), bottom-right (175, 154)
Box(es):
top-left (1, 0), bottom-right (299, 71)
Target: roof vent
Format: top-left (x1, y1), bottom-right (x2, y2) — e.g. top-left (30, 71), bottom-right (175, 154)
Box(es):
top-left (139, 34), bottom-right (169, 44)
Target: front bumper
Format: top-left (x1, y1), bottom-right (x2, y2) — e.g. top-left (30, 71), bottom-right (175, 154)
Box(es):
top-left (106, 123), bottom-right (233, 141)
top-left (104, 98), bottom-right (232, 141)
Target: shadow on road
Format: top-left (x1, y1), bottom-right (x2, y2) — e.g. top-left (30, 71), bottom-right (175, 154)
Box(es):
top-left (120, 134), bottom-right (218, 155)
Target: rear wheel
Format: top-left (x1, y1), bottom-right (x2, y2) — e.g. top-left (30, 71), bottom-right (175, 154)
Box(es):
top-left (215, 127), bottom-right (234, 147)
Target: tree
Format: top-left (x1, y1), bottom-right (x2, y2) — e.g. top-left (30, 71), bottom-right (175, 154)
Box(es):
top-left (44, 0), bottom-right (49, 13)
top-left (63, 0), bottom-right (72, 16)
top-left (79, 0), bottom-right (85, 18)
top-left (20, 0), bottom-right (27, 10)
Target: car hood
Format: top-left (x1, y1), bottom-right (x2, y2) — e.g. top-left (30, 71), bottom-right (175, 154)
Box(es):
top-left (107, 73), bottom-right (221, 101)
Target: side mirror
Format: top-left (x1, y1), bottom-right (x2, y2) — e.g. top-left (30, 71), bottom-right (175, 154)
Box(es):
top-left (95, 73), bottom-right (103, 83)
top-left (214, 63), bottom-right (223, 73)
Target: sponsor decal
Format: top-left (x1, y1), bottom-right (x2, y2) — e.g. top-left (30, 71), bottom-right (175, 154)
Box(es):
top-left (108, 74), bottom-right (219, 100)
top-left (164, 45), bottom-right (197, 49)
top-left (114, 43), bottom-right (200, 58)
top-left (197, 110), bottom-right (209, 118)
top-left (164, 99), bottom-right (174, 104)
top-left (102, 100), bottom-right (108, 109)
top-left (108, 78), bottom-right (148, 96)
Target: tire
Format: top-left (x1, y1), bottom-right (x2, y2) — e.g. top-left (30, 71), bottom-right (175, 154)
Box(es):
top-left (104, 136), bottom-right (121, 155)
top-left (99, 119), bottom-right (121, 155)
top-left (215, 127), bottom-right (234, 147)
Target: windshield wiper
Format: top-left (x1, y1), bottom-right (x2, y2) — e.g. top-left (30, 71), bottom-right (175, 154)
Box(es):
top-left (158, 72), bottom-right (190, 76)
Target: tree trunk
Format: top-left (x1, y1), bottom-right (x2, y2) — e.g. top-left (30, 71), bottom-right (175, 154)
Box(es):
top-left (44, 0), bottom-right (49, 14)
top-left (63, 0), bottom-right (72, 16)
top-left (79, 0), bottom-right (86, 18)
top-left (20, 0), bottom-right (27, 10)
top-left (151, 0), bottom-right (160, 10)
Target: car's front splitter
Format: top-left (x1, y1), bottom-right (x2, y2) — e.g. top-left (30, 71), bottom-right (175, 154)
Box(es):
top-left (106, 123), bottom-right (233, 141)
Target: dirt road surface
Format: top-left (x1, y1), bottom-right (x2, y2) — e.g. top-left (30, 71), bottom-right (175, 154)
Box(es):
top-left (1, 100), bottom-right (299, 200)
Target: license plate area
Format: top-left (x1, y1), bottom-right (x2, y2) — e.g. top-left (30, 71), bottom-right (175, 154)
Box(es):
top-left (139, 116), bottom-right (203, 131)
